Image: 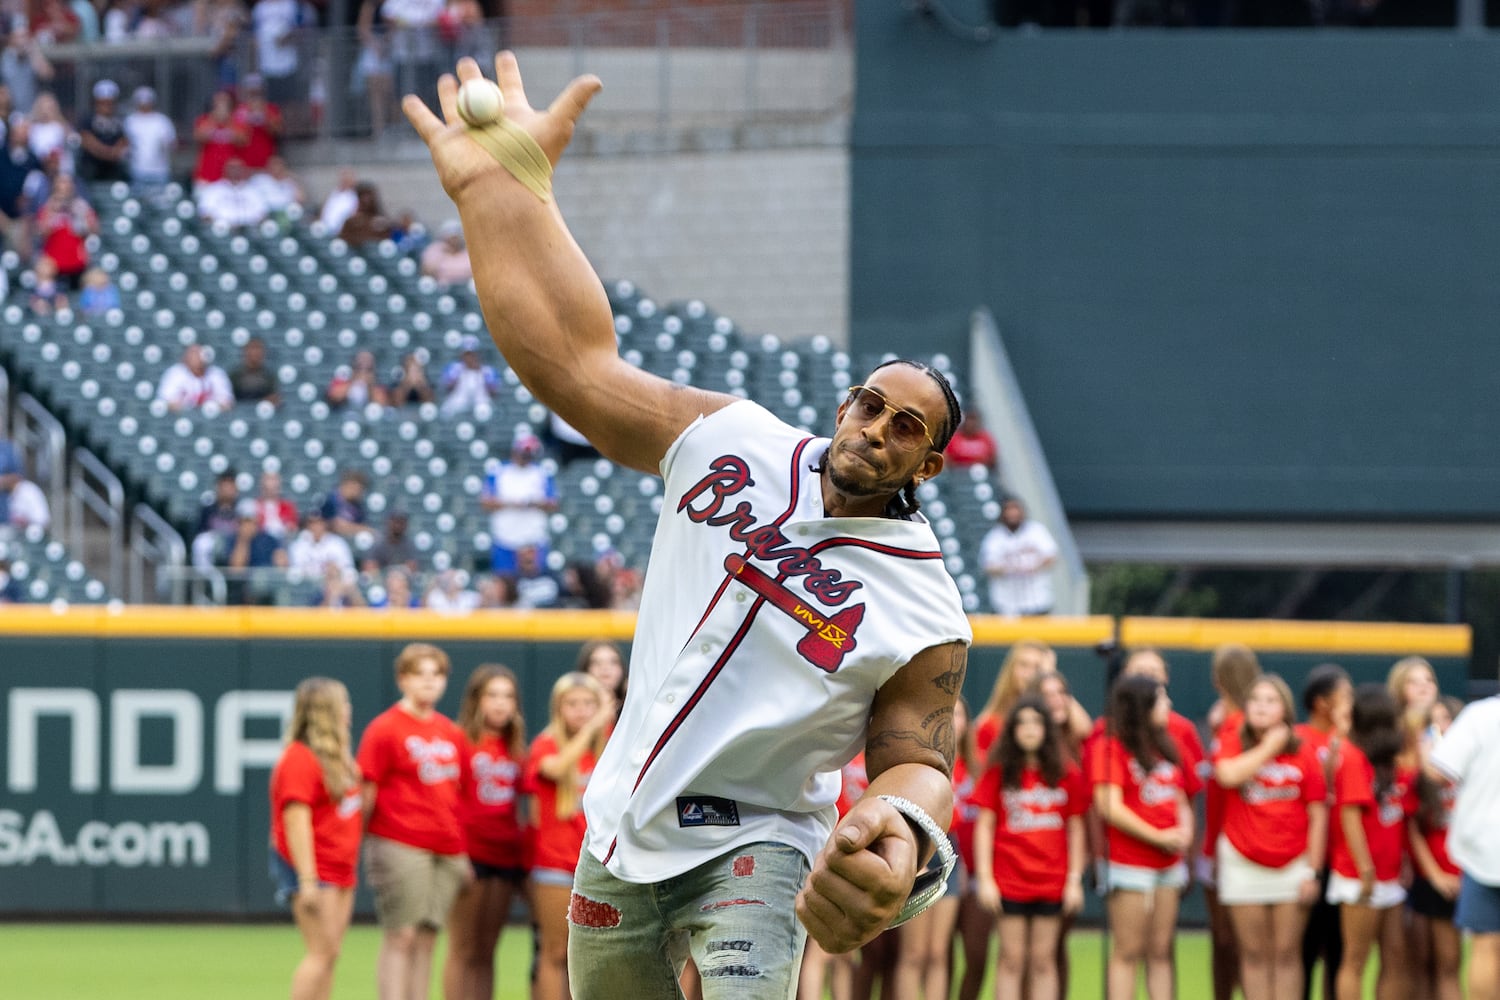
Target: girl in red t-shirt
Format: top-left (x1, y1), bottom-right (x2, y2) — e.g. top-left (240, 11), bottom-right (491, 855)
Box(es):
top-left (356, 642), bottom-right (469, 1000)
top-left (268, 676), bottom-right (362, 1000)
top-left (525, 671), bottom-right (608, 1000)
top-left (1202, 642), bottom-right (1261, 1000)
top-left (972, 696), bottom-right (1087, 1000)
top-left (893, 698), bottom-right (972, 1000)
top-left (443, 665), bottom-right (528, 1000)
top-left (1029, 668), bottom-right (1092, 999)
top-left (1327, 684), bottom-right (1411, 1000)
top-left (1214, 674), bottom-right (1328, 1000)
top-left (1090, 674), bottom-right (1192, 1000)
top-left (1408, 773), bottom-right (1461, 1000)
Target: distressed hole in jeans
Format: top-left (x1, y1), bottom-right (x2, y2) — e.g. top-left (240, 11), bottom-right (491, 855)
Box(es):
top-left (700, 897), bottom-right (769, 912)
top-left (732, 855), bottom-right (755, 877)
top-left (707, 939), bottom-right (754, 954)
top-left (701, 964), bottom-right (762, 979)
top-left (568, 892), bottom-right (622, 928)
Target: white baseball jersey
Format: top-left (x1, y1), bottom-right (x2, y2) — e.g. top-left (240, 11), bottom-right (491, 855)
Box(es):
top-left (581, 400), bottom-right (972, 883)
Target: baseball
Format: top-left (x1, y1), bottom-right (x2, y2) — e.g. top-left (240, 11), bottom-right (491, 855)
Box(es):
top-left (457, 78), bottom-right (505, 126)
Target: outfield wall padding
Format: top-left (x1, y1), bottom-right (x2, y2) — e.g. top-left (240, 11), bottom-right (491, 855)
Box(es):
top-left (0, 608), bottom-right (1467, 917)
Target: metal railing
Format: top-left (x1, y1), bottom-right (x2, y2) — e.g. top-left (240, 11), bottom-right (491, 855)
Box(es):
top-left (130, 503), bottom-right (188, 604)
top-left (37, 2), bottom-right (851, 144)
top-left (14, 393), bottom-right (65, 526)
top-left (68, 448), bottom-right (125, 598)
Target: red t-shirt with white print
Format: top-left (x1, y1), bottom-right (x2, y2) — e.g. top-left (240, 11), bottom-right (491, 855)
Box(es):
top-left (357, 704), bottom-right (466, 855)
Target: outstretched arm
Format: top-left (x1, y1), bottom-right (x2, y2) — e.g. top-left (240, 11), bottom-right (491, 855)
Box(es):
top-left (404, 54), bottom-right (735, 474)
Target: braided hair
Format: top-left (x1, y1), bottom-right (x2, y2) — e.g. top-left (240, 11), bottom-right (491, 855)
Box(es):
top-left (871, 359), bottom-right (964, 518)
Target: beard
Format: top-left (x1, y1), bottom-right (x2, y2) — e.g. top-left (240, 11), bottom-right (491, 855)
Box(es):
top-left (827, 446), bottom-right (906, 499)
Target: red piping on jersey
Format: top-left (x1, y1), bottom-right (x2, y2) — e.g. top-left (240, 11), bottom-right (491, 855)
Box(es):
top-left (806, 536), bottom-right (945, 560)
top-left (607, 438), bottom-right (817, 867)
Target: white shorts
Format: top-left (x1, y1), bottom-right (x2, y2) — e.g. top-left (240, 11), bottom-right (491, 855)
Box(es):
top-left (1106, 860), bottom-right (1189, 895)
top-left (1217, 837), bottom-right (1314, 906)
top-left (1325, 871), bottom-right (1406, 910)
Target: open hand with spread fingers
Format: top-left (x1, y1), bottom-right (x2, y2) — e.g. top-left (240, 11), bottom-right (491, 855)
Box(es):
top-left (402, 52), bottom-right (601, 204)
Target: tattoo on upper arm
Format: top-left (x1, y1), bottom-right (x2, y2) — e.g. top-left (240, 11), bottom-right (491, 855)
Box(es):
top-left (932, 644), bottom-right (966, 697)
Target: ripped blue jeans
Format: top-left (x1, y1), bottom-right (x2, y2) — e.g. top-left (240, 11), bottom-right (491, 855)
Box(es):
top-left (568, 841), bottom-right (810, 1000)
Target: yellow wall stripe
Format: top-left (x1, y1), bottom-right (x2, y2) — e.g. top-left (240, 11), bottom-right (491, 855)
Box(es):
top-left (1120, 617), bottom-right (1470, 656)
top-left (0, 607), bottom-right (1468, 656)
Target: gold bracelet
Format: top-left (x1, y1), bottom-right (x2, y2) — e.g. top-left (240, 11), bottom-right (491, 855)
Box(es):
top-left (465, 119), bottom-right (553, 202)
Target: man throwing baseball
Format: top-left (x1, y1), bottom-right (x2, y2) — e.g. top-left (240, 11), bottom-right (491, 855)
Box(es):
top-left (405, 54), bottom-right (972, 999)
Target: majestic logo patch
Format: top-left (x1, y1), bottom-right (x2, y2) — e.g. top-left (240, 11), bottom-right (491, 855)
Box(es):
top-left (678, 796), bottom-right (741, 828)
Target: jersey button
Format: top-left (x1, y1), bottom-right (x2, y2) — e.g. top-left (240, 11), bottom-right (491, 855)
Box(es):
top-left (735, 592), bottom-right (747, 602)
top-left (700, 642), bottom-right (712, 653)
top-left (632, 749), bottom-right (647, 764)
top-left (665, 694), bottom-right (676, 704)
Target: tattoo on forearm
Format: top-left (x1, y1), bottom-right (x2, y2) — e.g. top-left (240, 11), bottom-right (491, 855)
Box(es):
top-left (866, 708), bottom-right (956, 774)
top-left (931, 646), bottom-right (966, 698)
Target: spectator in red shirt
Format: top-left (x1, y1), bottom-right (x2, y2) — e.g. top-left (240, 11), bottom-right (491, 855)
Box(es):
top-left (253, 470), bottom-right (299, 540)
top-left (193, 90), bottom-right (248, 187)
top-left (1213, 674), bottom-right (1328, 1000)
top-left (944, 408), bottom-right (999, 471)
top-left (524, 672), bottom-right (608, 1000)
top-left (30, 0), bottom-right (81, 45)
top-left (32, 172), bottom-right (96, 288)
top-left (232, 74), bottom-right (284, 170)
top-left (1090, 675), bottom-right (1193, 1000)
top-left (444, 665), bottom-right (529, 1000)
top-left (356, 643), bottom-right (469, 1000)
top-left (973, 696), bottom-right (1088, 1000)
top-left (268, 677), bottom-right (363, 1000)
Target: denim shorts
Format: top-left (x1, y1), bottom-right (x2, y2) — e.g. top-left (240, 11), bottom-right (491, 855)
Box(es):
top-left (268, 848), bottom-right (335, 908)
top-left (1456, 873), bottom-right (1500, 934)
top-left (1105, 860), bottom-right (1188, 895)
top-left (568, 841), bottom-right (809, 999)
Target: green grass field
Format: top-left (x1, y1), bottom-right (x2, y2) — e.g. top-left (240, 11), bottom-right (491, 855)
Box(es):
top-left (1, 921), bottom-right (1397, 999)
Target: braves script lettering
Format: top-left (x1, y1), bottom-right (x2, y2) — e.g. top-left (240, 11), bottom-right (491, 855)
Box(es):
top-left (677, 455), bottom-right (862, 606)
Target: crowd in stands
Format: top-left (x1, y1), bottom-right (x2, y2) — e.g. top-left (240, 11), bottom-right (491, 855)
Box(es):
top-left (187, 457), bottom-right (643, 611)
